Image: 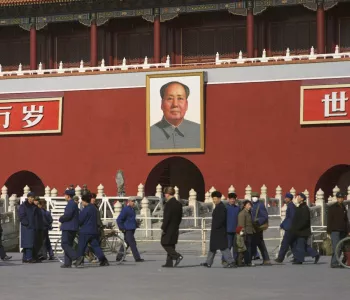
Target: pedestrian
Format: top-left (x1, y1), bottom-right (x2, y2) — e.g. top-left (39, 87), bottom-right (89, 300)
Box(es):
top-left (33, 196), bottom-right (44, 261)
top-left (237, 200), bottom-right (255, 266)
top-left (160, 186), bottom-right (183, 268)
top-left (18, 192), bottom-right (38, 263)
top-left (0, 215), bottom-right (12, 261)
top-left (116, 197), bottom-right (144, 262)
top-left (59, 189), bottom-right (79, 268)
top-left (73, 195), bottom-right (80, 206)
top-left (201, 191), bottom-right (236, 268)
top-left (75, 194), bottom-right (109, 267)
top-left (327, 192), bottom-right (350, 268)
top-left (275, 193), bottom-right (296, 263)
top-left (221, 192), bottom-right (240, 266)
top-left (91, 193), bottom-right (104, 239)
top-left (38, 199), bottom-right (55, 260)
top-left (251, 192), bottom-right (271, 265)
top-left (290, 193), bottom-right (319, 265)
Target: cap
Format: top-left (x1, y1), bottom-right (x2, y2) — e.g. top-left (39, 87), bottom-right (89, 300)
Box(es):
top-left (81, 194), bottom-right (91, 203)
top-left (336, 192), bottom-right (345, 198)
top-left (251, 192), bottom-right (259, 198)
top-left (27, 192), bottom-right (35, 197)
top-left (64, 189), bottom-right (75, 197)
top-left (285, 193), bottom-right (294, 200)
top-left (298, 193), bottom-right (306, 200)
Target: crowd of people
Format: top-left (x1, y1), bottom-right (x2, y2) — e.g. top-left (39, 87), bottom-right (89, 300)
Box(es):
top-left (11, 185), bottom-right (350, 268)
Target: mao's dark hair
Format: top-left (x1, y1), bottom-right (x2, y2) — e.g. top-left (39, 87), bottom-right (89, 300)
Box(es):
top-left (160, 81), bottom-right (190, 99)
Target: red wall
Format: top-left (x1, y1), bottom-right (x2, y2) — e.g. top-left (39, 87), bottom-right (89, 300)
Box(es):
top-left (1, 80), bottom-right (350, 199)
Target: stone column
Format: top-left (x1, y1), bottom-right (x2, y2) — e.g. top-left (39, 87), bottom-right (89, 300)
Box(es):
top-left (51, 188), bottom-right (58, 197)
top-left (137, 183), bottom-right (144, 198)
top-left (44, 186), bottom-right (51, 197)
top-left (189, 189), bottom-right (198, 227)
top-left (113, 201), bottom-right (122, 220)
top-left (246, 1), bottom-right (254, 58)
top-left (153, 9), bottom-right (161, 63)
top-left (97, 184), bottom-right (104, 198)
top-left (315, 189), bottom-right (326, 226)
top-left (30, 22), bottom-right (37, 70)
top-left (90, 19), bottom-right (98, 67)
top-left (244, 185), bottom-right (252, 200)
top-left (317, 0), bottom-right (325, 54)
top-left (140, 197), bottom-right (152, 238)
top-left (1, 186), bottom-right (8, 212)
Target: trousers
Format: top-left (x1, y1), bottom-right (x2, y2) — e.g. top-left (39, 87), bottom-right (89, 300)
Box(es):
top-left (161, 244), bottom-right (181, 266)
top-left (78, 233), bottom-right (105, 261)
top-left (0, 232), bottom-right (7, 259)
top-left (23, 248), bottom-right (33, 261)
top-left (121, 230), bottom-right (141, 261)
top-left (40, 230), bottom-right (54, 259)
top-left (61, 230), bottom-right (78, 266)
top-left (330, 231), bottom-right (347, 266)
top-left (222, 233), bottom-right (237, 261)
top-left (252, 231), bottom-right (270, 261)
top-left (244, 234), bottom-right (253, 264)
top-left (207, 248), bottom-right (234, 266)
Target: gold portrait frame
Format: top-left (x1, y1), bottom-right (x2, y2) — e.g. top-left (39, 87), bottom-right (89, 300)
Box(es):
top-left (300, 84), bottom-right (350, 125)
top-left (0, 97), bottom-right (63, 135)
top-left (146, 72), bottom-right (205, 154)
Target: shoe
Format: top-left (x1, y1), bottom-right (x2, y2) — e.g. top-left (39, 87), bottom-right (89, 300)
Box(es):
top-left (200, 262), bottom-right (211, 268)
top-left (100, 258), bottom-right (109, 266)
top-left (49, 256), bottom-right (56, 261)
top-left (174, 255), bottom-right (183, 267)
top-left (225, 263), bottom-right (237, 268)
top-left (60, 264), bottom-right (72, 268)
top-left (331, 264), bottom-right (343, 268)
top-left (162, 264), bottom-right (173, 268)
top-left (1, 255), bottom-right (12, 261)
top-left (314, 254), bottom-right (320, 264)
top-left (135, 258), bottom-right (144, 262)
top-left (246, 263), bottom-right (256, 267)
top-left (261, 260), bottom-right (272, 266)
top-left (292, 261), bottom-right (303, 265)
top-left (274, 258), bottom-right (283, 263)
top-left (23, 259), bottom-right (37, 263)
top-left (74, 256), bottom-right (84, 267)
top-left (221, 261), bottom-right (228, 267)
top-left (252, 256), bottom-right (261, 260)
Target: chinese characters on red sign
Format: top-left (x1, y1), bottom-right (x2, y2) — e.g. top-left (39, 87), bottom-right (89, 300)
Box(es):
top-left (0, 98), bottom-right (62, 135)
top-left (301, 85), bottom-right (350, 124)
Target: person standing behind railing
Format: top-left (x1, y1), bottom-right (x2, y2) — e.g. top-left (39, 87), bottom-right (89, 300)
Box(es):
top-left (221, 193), bottom-right (240, 266)
top-left (327, 192), bottom-right (350, 268)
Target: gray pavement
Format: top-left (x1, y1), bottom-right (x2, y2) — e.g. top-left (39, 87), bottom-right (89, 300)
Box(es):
top-left (0, 243), bottom-right (348, 300)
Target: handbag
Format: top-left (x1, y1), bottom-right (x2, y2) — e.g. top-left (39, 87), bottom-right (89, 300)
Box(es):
top-left (254, 203), bottom-right (269, 231)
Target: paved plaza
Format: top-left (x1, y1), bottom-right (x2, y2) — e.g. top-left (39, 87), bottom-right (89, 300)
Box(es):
top-left (1, 239), bottom-right (348, 300)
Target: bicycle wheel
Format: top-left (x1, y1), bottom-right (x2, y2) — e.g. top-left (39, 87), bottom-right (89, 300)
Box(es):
top-left (54, 237), bottom-right (65, 263)
top-left (100, 232), bottom-right (127, 265)
top-left (335, 236), bottom-right (350, 269)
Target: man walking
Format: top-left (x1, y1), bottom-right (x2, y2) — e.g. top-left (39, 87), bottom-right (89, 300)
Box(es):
top-left (59, 189), bottom-right (79, 268)
top-left (222, 192), bottom-right (240, 265)
top-left (160, 186), bottom-right (183, 268)
top-left (117, 198), bottom-right (144, 262)
top-left (327, 192), bottom-right (350, 268)
top-left (201, 191), bottom-right (236, 268)
top-left (0, 215), bottom-right (12, 261)
top-left (290, 193), bottom-right (319, 264)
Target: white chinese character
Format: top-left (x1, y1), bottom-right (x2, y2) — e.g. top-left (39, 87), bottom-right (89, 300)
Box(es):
top-left (0, 106), bottom-right (13, 129)
top-left (22, 105), bottom-right (44, 128)
top-left (322, 91), bottom-right (348, 117)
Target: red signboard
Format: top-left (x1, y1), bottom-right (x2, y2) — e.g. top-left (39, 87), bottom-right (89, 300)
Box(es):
top-left (0, 97), bottom-right (62, 135)
top-left (301, 84), bottom-right (350, 125)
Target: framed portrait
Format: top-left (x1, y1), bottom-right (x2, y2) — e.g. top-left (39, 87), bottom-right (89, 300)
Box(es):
top-left (146, 72), bottom-right (205, 154)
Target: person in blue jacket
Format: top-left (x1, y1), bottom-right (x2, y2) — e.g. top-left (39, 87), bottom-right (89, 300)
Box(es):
top-left (116, 198), bottom-right (144, 262)
top-left (222, 193), bottom-right (240, 265)
top-left (38, 199), bottom-right (55, 260)
top-left (18, 192), bottom-right (39, 263)
top-left (251, 192), bottom-right (271, 265)
top-left (59, 189), bottom-right (79, 268)
top-left (75, 194), bottom-right (109, 267)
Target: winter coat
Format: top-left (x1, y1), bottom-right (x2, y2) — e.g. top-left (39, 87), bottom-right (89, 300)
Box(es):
top-left (117, 206), bottom-right (137, 231)
top-left (251, 201), bottom-right (269, 225)
top-left (226, 204), bottom-right (240, 233)
top-left (280, 202), bottom-right (296, 231)
top-left (327, 202), bottom-right (349, 234)
top-left (18, 200), bottom-right (38, 248)
top-left (79, 204), bottom-right (99, 235)
top-left (59, 199), bottom-right (79, 231)
top-left (209, 202), bottom-right (228, 251)
top-left (42, 209), bottom-right (53, 230)
top-left (290, 202), bottom-right (311, 237)
top-left (237, 209), bottom-right (255, 235)
top-left (161, 197), bottom-right (182, 245)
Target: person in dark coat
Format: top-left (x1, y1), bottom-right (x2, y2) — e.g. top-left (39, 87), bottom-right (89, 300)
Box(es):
top-left (116, 198), bottom-right (144, 262)
top-left (59, 189), bottom-right (80, 268)
top-left (18, 192), bottom-right (38, 263)
top-left (221, 192), bottom-right (240, 265)
top-left (0, 215), bottom-right (12, 261)
top-left (75, 194), bottom-right (109, 267)
top-left (33, 196), bottom-right (44, 260)
top-left (161, 186), bottom-right (183, 268)
top-left (327, 192), bottom-right (350, 268)
top-left (38, 199), bottom-right (55, 260)
top-left (201, 191), bottom-right (236, 268)
top-left (251, 192), bottom-right (271, 265)
top-left (290, 193), bottom-right (319, 264)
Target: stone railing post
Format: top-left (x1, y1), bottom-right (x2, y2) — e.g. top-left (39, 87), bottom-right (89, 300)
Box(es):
top-left (189, 189), bottom-right (198, 227)
top-left (44, 186), bottom-right (51, 197)
top-left (23, 185), bottom-right (30, 197)
top-left (304, 189), bottom-right (310, 206)
top-left (137, 183), bottom-right (144, 198)
top-left (332, 185), bottom-right (340, 201)
top-left (51, 188), bottom-right (58, 197)
top-left (315, 189), bottom-right (326, 226)
top-left (347, 185), bottom-right (350, 200)
top-left (140, 197), bottom-right (152, 238)
top-left (1, 185), bottom-right (8, 212)
top-left (113, 200), bottom-right (122, 220)
top-left (75, 185), bottom-right (82, 197)
top-left (9, 194), bottom-right (17, 213)
top-left (221, 194), bottom-right (226, 200)
top-left (290, 187), bottom-right (297, 206)
top-left (275, 185), bottom-right (282, 201)
top-left (244, 185), bottom-right (252, 200)
top-left (228, 185), bottom-right (235, 195)
top-left (97, 184), bottom-right (104, 197)
top-left (204, 191), bottom-right (211, 203)
top-left (209, 186), bottom-right (216, 202)
top-left (174, 186), bottom-right (180, 200)
top-left (155, 184), bottom-right (162, 198)
top-left (260, 184), bottom-right (268, 206)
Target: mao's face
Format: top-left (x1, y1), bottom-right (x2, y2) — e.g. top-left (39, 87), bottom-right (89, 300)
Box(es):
top-left (161, 83), bottom-right (188, 126)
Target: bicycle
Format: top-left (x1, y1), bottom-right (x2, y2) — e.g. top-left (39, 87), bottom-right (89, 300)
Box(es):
top-left (54, 226), bottom-right (127, 265)
top-left (335, 236), bottom-right (350, 269)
